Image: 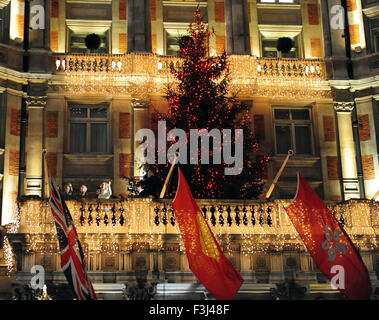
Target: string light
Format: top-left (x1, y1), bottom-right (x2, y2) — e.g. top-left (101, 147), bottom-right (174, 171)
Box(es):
top-left (54, 51), bottom-right (329, 100)
top-left (3, 235), bottom-right (15, 276)
top-left (147, 9), bottom-right (271, 200)
top-left (2, 197), bottom-right (373, 269)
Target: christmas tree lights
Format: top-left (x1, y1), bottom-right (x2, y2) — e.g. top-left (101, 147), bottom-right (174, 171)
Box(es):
top-left (151, 8), bottom-right (270, 199)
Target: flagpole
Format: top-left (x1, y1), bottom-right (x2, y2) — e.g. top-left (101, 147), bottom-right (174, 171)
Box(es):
top-left (159, 152), bottom-right (180, 199)
top-left (42, 149), bottom-right (50, 199)
top-left (265, 149), bottom-right (294, 200)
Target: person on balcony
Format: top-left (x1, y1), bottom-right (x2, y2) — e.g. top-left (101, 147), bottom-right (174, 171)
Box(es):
top-left (62, 183), bottom-right (73, 200)
top-left (78, 185), bottom-right (88, 198)
top-left (97, 181), bottom-right (112, 199)
top-left (135, 170), bottom-right (161, 198)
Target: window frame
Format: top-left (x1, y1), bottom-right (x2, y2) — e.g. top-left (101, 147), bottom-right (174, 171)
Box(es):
top-left (261, 34), bottom-right (301, 58)
top-left (65, 20), bottom-right (112, 54)
top-left (163, 23), bottom-right (191, 56)
top-left (272, 106), bottom-right (314, 156)
top-left (372, 21), bottom-right (379, 53)
top-left (162, 1), bottom-right (208, 56)
top-left (258, 25), bottom-right (304, 59)
top-left (68, 103), bottom-right (111, 154)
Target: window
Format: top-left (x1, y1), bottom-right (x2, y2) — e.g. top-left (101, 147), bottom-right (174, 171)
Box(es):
top-left (372, 19), bottom-right (379, 53)
top-left (374, 30), bottom-right (379, 52)
top-left (69, 103), bottom-right (110, 153)
top-left (373, 28), bottom-right (379, 52)
top-left (262, 35), bottom-right (300, 58)
top-left (374, 99), bottom-right (379, 154)
top-left (0, 5), bottom-right (7, 43)
top-left (273, 107), bottom-right (313, 155)
top-left (0, 8), bottom-right (3, 42)
top-left (163, 2), bottom-right (207, 55)
top-left (68, 30), bottom-right (109, 54)
top-left (165, 28), bottom-right (189, 56)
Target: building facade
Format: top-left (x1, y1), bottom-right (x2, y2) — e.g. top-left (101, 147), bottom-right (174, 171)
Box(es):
top-left (0, 0), bottom-right (377, 299)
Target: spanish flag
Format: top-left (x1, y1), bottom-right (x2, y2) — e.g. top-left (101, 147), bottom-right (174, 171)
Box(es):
top-left (172, 168), bottom-right (243, 299)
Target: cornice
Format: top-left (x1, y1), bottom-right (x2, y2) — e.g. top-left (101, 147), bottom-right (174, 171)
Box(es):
top-left (0, 0), bottom-right (10, 9)
top-left (0, 66), bottom-right (52, 84)
top-left (329, 76), bottom-right (379, 91)
top-left (363, 4), bottom-right (379, 18)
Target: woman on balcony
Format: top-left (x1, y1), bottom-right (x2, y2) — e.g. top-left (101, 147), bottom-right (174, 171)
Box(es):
top-left (97, 181), bottom-right (112, 199)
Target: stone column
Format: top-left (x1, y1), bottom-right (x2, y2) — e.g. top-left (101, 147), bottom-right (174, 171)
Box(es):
top-left (132, 99), bottom-right (149, 176)
top-left (127, 0), bottom-right (152, 53)
top-left (225, 0), bottom-right (250, 55)
top-left (320, 0), bottom-right (332, 58)
top-left (0, 90), bottom-right (6, 224)
top-left (321, 0), bottom-right (350, 78)
top-left (28, 0), bottom-right (51, 73)
top-left (0, 0), bottom-right (10, 44)
top-left (269, 252), bottom-right (285, 283)
top-left (334, 102), bottom-right (360, 199)
top-left (25, 95), bottom-right (46, 197)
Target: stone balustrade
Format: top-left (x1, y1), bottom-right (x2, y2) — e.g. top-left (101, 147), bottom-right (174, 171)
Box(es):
top-left (52, 53), bottom-right (329, 98)
top-left (10, 198), bottom-right (378, 252)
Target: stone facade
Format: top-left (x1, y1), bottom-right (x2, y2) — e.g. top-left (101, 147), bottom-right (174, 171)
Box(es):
top-left (0, 0), bottom-right (378, 299)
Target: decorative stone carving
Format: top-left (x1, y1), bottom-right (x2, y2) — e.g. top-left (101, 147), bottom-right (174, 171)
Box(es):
top-left (26, 96), bottom-right (47, 109)
top-left (123, 272), bottom-right (157, 300)
top-left (333, 101), bottom-right (355, 113)
top-left (12, 284), bottom-right (40, 300)
top-left (131, 98), bottom-right (150, 109)
top-left (270, 279), bottom-right (307, 300)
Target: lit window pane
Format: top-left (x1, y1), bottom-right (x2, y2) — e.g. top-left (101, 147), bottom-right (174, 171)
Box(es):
top-left (295, 125), bottom-right (312, 154)
top-left (70, 123), bottom-right (87, 153)
top-left (91, 123), bottom-right (108, 153)
top-left (275, 125), bottom-right (291, 154)
top-left (70, 107), bottom-right (87, 118)
top-left (69, 30), bottom-right (109, 54)
top-left (279, 0), bottom-right (294, 3)
top-left (260, 0), bottom-right (276, 2)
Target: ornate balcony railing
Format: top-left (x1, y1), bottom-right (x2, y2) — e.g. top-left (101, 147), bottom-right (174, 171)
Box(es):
top-left (52, 53), bottom-right (330, 99)
top-left (9, 198), bottom-right (378, 254)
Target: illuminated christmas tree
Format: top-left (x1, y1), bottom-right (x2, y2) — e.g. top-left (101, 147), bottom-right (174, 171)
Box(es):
top-left (152, 8), bottom-right (269, 199)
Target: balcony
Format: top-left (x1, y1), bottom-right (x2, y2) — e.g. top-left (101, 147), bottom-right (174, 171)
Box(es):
top-left (52, 53), bottom-right (330, 99)
top-left (8, 198), bottom-right (378, 254)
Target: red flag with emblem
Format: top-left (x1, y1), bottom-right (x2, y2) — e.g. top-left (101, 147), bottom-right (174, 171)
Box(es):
top-left (172, 168), bottom-right (243, 300)
top-left (284, 173), bottom-right (371, 300)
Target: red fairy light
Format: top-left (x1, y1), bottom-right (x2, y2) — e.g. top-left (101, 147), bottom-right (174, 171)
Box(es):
top-left (151, 7), bottom-right (269, 199)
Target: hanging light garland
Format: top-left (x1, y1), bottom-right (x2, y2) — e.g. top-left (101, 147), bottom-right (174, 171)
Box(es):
top-left (2, 235), bottom-right (15, 276)
top-left (53, 52), bottom-right (330, 100)
top-left (7, 198), bottom-right (376, 263)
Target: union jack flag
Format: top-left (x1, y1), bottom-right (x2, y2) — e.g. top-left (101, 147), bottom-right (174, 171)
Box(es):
top-left (48, 176), bottom-right (97, 300)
